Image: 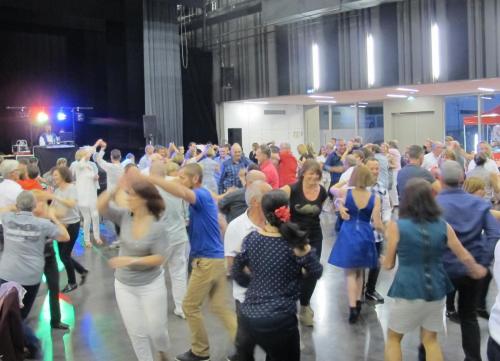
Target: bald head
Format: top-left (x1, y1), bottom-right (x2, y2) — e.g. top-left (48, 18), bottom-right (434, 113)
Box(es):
top-left (231, 143), bottom-right (242, 162)
top-left (150, 160), bottom-right (166, 177)
top-left (245, 170), bottom-right (266, 186)
top-left (280, 142), bottom-right (291, 150)
top-left (245, 180), bottom-right (272, 207)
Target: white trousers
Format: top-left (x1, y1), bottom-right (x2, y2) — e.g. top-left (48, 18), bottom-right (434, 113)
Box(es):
top-left (388, 170), bottom-right (399, 207)
top-left (115, 272), bottom-right (170, 361)
top-left (165, 242), bottom-right (188, 313)
top-left (79, 206), bottom-right (100, 243)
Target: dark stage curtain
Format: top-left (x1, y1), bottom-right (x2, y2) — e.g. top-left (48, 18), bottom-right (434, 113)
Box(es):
top-left (182, 48), bottom-right (217, 145)
top-left (143, 0), bottom-right (183, 146)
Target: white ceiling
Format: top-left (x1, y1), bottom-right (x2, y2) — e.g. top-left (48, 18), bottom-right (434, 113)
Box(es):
top-left (230, 77), bottom-right (500, 106)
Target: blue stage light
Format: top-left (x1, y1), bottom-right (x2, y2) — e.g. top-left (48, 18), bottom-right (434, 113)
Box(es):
top-left (56, 111), bottom-right (67, 121)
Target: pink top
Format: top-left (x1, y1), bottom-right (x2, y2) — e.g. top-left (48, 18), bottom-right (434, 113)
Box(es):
top-left (388, 148), bottom-right (402, 171)
top-left (260, 159), bottom-right (280, 189)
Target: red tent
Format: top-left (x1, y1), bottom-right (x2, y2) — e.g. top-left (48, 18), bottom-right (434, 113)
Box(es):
top-left (464, 105), bottom-right (500, 125)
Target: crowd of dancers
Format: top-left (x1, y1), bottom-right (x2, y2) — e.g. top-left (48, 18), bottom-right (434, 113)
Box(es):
top-left (1, 134), bottom-right (500, 361)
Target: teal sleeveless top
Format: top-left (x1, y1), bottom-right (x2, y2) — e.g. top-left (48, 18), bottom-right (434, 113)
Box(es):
top-left (387, 218), bottom-right (454, 301)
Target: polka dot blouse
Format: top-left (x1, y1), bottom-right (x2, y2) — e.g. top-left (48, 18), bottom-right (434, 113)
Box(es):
top-left (232, 230), bottom-right (323, 319)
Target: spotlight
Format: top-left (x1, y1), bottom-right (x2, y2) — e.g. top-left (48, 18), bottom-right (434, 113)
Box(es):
top-left (36, 111), bottom-right (49, 124)
top-left (56, 111), bottom-right (67, 121)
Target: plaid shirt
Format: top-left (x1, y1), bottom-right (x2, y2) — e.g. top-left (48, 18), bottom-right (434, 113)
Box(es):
top-left (370, 182), bottom-right (391, 243)
top-left (218, 157), bottom-right (251, 194)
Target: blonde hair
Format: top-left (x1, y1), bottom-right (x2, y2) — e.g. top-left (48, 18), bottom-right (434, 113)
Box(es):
top-left (75, 149), bottom-right (86, 161)
top-left (165, 161), bottom-right (180, 176)
top-left (348, 165), bottom-right (374, 188)
top-left (297, 144), bottom-right (308, 156)
top-left (463, 177), bottom-right (486, 194)
top-left (206, 147), bottom-right (215, 158)
top-left (442, 149), bottom-right (456, 161)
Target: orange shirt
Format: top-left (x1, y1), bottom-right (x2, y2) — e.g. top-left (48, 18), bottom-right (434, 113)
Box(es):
top-left (18, 179), bottom-right (43, 191)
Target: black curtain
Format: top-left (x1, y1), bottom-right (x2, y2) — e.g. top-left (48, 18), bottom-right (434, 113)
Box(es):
top-left (182, 48), bottom-right (217, 145)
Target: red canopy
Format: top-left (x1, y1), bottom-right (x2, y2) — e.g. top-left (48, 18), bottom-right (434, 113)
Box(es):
top-left (464, 105), bottom-right (500, 125)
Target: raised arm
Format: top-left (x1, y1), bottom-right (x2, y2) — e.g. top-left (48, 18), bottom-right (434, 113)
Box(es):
top-left (148, 176), bottom-right (196, 204)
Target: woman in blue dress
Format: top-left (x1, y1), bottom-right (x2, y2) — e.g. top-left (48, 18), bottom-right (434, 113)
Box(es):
top-left (329, 165), bottom-right (384, 323)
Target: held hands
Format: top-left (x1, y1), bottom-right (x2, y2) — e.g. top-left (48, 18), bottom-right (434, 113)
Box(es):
top-left (338, 204), bottom-right (350, 220)
top-left (293, 244), bottom-right (311, 257)
top-left (108, 256), bottom-right (136, 269)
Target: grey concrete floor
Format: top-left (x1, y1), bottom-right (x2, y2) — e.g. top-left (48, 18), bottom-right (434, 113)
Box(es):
top-left (26, 213), bottom-right (495, 361)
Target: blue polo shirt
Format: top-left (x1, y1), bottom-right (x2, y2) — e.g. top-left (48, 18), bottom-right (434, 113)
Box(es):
top-left (188, 187), bottom-right (224, 259)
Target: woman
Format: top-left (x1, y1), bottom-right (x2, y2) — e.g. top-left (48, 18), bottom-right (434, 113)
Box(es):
top-left (282, 160), bottom-right (327, 327)
top-left (232, 190), bottom-right (323, 361)
top-left (97, 176), bottom-right (170, 361)
top-left (47, 166), bottom-right (89, 293)
top-left (383, 178), bottom-right (487, 361)
top-left (297, 144), bottom-right (314, 165)
top-left (329, 165), bottom-right (383, 323)
top-left (73, 147), bottom-right (102, 247)
top-left (199, 146), bottom-right (220, 193)
top-left (466, 153), bottom-right (500, 202)
top-left (249, 142), bottom-right (259, 164)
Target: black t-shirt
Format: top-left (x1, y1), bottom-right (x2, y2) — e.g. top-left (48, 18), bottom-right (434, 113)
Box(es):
top-left (289, 180), bottom-right (327, 238)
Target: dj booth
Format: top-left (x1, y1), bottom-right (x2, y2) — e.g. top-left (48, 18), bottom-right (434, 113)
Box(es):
top-left (33, 145), bottom-right (77, 174)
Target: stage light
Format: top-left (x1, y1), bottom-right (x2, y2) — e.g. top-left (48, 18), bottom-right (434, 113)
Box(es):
top-left (56, 111), bottom-right (67, 121)
top-left (36, 111), bottom-right (49, 124)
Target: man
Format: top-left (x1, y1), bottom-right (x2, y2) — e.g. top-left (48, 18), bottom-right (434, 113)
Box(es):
top-left (219, 143), bottom-right (252, 194)
top-left (364, 158), bottom-right (391, 304)
top-left (324, 139), bottom-right (347, 187)
top-left (421, 141), bottom-right (444, 171)
top-left (278, 142), bottom-right (298, 187)
top-left (397, 145), bottom-right (441, 201)
top-left (468, 142), bottom-right (500, 175)
top-left (219, 170), bottom-right (266, 223)
top-left (38, 123), bottom-right (59, 146)
top-left (215, 144), bottom-right (231, 185)
top-left (224, 180), bottom-right (272, 360)
top-left (185, 142), bottom-right (198, 160)
top-left (138, 144), bottom-right (155, 170)
top-left (150, 160), bottom-right (189, 319)
top-left (0, 191), bottom-right (70, 356)
top-left (0, 160), bottom-right (23, 251)
top-left (255, 144), bottom-right (279, 189)
top-left (372, 144), bottom-right (390, 189)
top-left (93, 140), bottom-right (124, 191)
top-left (436, 161), bottom-right (500, 361)
top-left (121, 153), bottom-right (135, 167)
top-left (18, 164), bottom-right (43, 191)
top-left (146, 164), bottom-right (237, 361)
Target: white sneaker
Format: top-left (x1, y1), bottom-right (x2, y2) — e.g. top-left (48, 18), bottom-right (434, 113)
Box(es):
top-left (174, 309), bottom-right (186, 319)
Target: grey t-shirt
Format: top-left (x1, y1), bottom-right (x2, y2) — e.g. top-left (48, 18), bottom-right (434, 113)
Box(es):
top-left (157, 184), bottom-right (189, 246)
top-left (105, 204), bottom-right (168, 286)
top-left (218, 188), bottom-right (247, 223)
top-left (0, 212), bottom-right (60, 285)
top-left (53, 184), bottom-right (81, 224)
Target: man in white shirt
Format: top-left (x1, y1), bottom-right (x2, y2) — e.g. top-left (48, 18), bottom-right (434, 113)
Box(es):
top-left (93, 140), bottom-right (124, 191)
top-left (422, 141), bottom-right (444, 171)
top-left (468, 141), bottom-right (500, 175)
top-left (38, 124), bottom-right (59, 146)
top-left (0, 160), bottom-right (23, 251)
top-left (225, 181), bottom-right (272, 303)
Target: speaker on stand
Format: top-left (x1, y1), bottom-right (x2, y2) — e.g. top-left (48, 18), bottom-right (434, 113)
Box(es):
top-left (143, 115), bottom-right (157, 145)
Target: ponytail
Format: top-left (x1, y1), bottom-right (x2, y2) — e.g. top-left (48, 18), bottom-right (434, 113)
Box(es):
top-left (279, 222), bottom-right (309, 250)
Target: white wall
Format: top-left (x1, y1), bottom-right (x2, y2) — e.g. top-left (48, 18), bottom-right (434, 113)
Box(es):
top-left (384, 96), bottom-right (445, 150)
top-left (222, 103), bottom-right (305, 155)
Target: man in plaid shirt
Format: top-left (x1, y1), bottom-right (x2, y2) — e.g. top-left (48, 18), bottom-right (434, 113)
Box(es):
top-left (218, 143), bottom-right (252, 194)
top-left (365, 157), bottom-right (392, 304)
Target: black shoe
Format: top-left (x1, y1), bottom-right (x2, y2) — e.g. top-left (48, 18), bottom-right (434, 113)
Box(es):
top-left (51, 322), bottom-right (70, 330)
top-left (365, 290), bottom-right (385, 304)
top-left (349, 307), bottom-right (360, 324)
top-left (62, 283), bottom-right (78, 293)
top-left (175, 350), bottom-right (210, 361)
top-left (80, 270), bottom-right (89, 285)
top-left (356, 300), bottom-right (362, 313)
top-left (477, 308), bottom-right (490, 320)
top-left (446, 310), bottom-right (460, 324)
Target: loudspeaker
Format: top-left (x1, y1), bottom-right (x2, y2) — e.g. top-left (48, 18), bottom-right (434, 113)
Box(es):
top-left (228, 128), bottom-right (242, 146)
top-left (142, 115), bottom-right (157, 139)
top-left (221, 67), bottom-right (235, 88)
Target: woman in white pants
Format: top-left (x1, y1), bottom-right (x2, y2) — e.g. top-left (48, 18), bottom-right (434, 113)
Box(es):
top-left (98, 174), bottom-right (170, 361)
top-left (72, 146), bottom-right (102, 247)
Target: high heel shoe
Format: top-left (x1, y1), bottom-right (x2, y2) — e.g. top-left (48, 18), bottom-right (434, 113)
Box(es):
top-left (349, 307), bottom-right (360, 324)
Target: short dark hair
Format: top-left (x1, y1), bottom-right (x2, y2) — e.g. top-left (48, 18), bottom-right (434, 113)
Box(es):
top-left (27, 164), bottom-right (40, 180)
top-left (399, 178), bottom-right (441, 223)
top-left (474, 153), bottom-right (487, 167)
top-left (182, 163), bottom-right (203, 183)
top-left (299, 160), bottom-right (322, 180)
top-left (408, 145), bottom-right (424, 160)
top-left (54, 166), bottom-right (73, 183)
top-left (111, 149), bottom-right (122, 161)
top-left (130, 180), bottom-right (165, 220)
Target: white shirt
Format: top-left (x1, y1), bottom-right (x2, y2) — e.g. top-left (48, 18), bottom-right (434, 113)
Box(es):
top-left (72, 159), bottom-right (99, 207)
top-left (468, 158), bottom-right (500, 174)
top-left (94, 150), bottom-right (124, 191)
top-left (224, 211), bottom-right (260, 303)
top-left (422, 152), bottom-right (439, 171)
top-left (38, 133), bottom-right (58, 146)
top-left (339, 166), bottom-right (354, 185)
top-left (0, 179), bottom-right (22, 224)
top-left (490, 242), bottom-right (500, 344)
